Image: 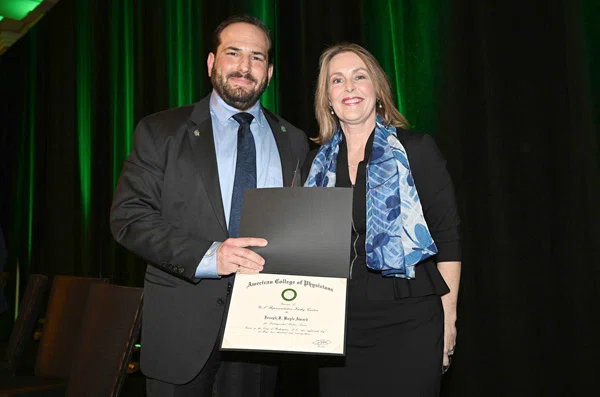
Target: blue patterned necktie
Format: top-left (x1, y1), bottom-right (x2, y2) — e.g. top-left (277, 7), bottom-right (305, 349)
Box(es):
top-left (229, 112), bottom-right (256, 238)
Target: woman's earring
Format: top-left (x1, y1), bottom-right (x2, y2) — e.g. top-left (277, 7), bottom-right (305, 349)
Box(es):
top-left (377, 99), bottom-right (383, 109)
top-left (329, 105), bottom-right (335, 115)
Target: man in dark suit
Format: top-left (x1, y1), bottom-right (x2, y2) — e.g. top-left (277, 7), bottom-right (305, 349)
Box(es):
top-left (110, 14), bottom-right (308, 397)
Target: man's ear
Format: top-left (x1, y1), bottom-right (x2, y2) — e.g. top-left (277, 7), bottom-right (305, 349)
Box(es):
top-left (207, 53), bottom-right (215, 77)
top-left (267, 64), bottom-right (274, 85)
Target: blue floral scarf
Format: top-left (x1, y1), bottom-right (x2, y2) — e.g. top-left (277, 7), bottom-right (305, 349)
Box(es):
top-left (304, 117), bottom-right (437, 278)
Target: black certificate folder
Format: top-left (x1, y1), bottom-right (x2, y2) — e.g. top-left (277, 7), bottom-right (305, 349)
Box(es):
top-left (239, 187), bottom-right (353, 279)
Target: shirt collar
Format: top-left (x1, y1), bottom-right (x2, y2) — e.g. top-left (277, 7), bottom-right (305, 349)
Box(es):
top-left (209, 90), bottom-right (267, 128)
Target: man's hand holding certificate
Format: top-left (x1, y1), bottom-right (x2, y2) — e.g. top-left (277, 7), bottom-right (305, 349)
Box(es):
top-left (220, 188), bottom-right (352, 356)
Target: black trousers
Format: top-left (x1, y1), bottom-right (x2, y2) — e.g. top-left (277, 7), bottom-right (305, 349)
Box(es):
top-left (146, 337), bottom-right (278, 397)
top-left (146, 287), bottom-right (278, 397)
top-left (319, 295), bottom-right (444, 397)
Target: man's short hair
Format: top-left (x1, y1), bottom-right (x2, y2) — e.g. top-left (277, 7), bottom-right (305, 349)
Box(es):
top-left (211, 14), bottom-right (273, 64)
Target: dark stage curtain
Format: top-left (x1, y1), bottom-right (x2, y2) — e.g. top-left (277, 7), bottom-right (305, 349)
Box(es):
top-left (439, 1), bottom-right (600, 395)
top-left (0, 0), bottom-right (599, 395)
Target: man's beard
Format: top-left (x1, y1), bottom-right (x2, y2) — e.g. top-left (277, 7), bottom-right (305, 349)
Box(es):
top-left (211, 67), bottom-right (268, 110)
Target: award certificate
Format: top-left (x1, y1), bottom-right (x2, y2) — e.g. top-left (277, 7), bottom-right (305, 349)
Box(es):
top-left (220, 188), bottom-right (353, 355)
top-left (221, 273), bottom-right (346, 355)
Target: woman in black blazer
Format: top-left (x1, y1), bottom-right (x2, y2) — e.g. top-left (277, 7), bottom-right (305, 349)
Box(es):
top-left (303, 43), bottom-right (462, 396)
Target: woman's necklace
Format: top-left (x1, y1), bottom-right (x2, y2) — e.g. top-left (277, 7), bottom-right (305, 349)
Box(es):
top-left (347, 134), bottom-right (367, 169)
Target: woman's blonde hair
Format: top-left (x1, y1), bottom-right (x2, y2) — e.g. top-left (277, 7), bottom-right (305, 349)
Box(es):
top-left (313, 43), bottom-right (409, 144)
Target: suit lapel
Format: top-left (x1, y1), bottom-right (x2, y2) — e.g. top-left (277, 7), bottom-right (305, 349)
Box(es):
top-left (263, 109), bottom-right (295, 187)
top-left (188, 97), bottom-right (228, 234)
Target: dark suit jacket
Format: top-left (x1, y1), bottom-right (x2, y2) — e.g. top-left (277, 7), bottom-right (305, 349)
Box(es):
top-left (110, 94), bottom-right (308, 384)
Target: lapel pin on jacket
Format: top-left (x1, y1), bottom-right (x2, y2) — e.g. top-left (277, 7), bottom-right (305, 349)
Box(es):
top-left (281, 126), bottom-right (286, 132)
top-left (193, 129), bottom-right (200, 136)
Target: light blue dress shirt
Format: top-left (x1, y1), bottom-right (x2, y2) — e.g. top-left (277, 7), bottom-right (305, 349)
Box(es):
top-left (195, 91), bottom-right (283, 278)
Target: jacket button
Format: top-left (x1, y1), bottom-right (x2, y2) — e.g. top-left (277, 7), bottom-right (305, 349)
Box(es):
top-left (216, 298), bottom-right (225, 305)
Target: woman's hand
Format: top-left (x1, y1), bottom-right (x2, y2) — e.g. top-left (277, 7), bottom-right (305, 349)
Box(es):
top-left (443, 313), bottom-right (457, 368)
top-left (437, 261), bottom-right (461, 373)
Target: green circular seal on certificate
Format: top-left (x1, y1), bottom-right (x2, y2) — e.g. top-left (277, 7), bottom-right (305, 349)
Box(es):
top-left (281, 288), bottom-right (297, 301)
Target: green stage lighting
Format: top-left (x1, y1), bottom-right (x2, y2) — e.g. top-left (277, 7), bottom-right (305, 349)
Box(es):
top-left (0, 0), bottom-right (42, 20)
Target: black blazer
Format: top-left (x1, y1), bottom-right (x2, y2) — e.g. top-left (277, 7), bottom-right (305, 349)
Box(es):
top-left (302, 128), bottom-right (461, 267)
top-left (110, 94), bottom-right (308, 384)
